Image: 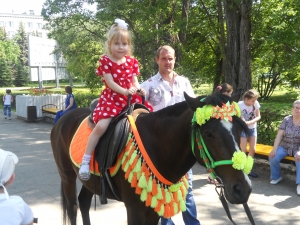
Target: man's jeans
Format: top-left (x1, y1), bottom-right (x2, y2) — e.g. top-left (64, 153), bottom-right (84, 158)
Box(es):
top-left (161, 169), bottom-right (200, 225)
top-left (269, 145), bottom-right (300, 184)
top-left (3, 105), bottom-right (11, 117)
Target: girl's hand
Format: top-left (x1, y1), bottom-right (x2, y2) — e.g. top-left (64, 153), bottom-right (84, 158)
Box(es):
top-left (125, 87), bottom-right (138, 96)
top-left (269, 149), bottom-right (276, 158)
top-left (138, 88), bottom-right (146, 96)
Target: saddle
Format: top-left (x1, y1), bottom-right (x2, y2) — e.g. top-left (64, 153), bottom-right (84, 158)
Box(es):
top-left (92, 100), bottom-right (149, 204)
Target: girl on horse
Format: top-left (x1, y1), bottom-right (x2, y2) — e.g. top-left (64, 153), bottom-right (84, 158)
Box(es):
top-left (79, 18), bottom-right (153, 180)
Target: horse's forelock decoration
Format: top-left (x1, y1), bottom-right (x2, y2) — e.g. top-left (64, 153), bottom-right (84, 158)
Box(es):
top-left (191, 99), bottom-right (254, 179)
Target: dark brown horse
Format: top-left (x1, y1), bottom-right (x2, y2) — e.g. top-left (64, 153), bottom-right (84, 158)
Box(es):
top-left (51, 93), bottom-right (251, 225)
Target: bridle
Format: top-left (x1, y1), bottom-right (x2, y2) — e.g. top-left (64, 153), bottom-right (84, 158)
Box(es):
top-left (191, 100), bottom-right (256, 225)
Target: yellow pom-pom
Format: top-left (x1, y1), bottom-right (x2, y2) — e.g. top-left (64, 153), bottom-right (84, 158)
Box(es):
top-left (177, 189), bottom-right (183, 201)
top-left (232, 150), bottom-right (247, 170)
top-left (244, 155), bottom-right (254, 174)
top-left (169, 182), bottom-right (182, 192)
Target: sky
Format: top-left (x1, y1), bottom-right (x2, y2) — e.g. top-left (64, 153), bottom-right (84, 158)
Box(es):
top-left (0, 0), bottom-right (96, 15)
top-left (0, 0), bottom-right (46, 15)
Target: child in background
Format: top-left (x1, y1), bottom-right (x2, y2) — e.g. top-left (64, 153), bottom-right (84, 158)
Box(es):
top-left (3, 89), bottom-right (13, 120)
top-left (238, 89), bottom-right (261, 178)
top-left (79, 18), bottom-right (153, 180)
top-left (207, 83), bottom-right (233, 184)
top-left (214, 83), bottom-right (233, 96)
top-left (0, 149), bottom-right (34, 225)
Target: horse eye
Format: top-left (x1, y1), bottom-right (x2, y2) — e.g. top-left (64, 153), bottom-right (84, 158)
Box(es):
top-left (203, 131), bottom-right (213, 139)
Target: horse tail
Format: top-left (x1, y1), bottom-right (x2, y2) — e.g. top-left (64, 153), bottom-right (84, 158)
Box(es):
top-left (61, 182), bottom-right (68, 225)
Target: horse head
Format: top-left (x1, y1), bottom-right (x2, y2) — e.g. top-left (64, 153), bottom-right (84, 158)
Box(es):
top-left (184, 92), bottom-right (252, 204)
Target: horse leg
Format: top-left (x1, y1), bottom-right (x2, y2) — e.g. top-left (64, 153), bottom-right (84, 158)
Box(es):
top-left (126, 206), bottom-right (159, 225)
top-left (78, 184), bottom-right (94, 225)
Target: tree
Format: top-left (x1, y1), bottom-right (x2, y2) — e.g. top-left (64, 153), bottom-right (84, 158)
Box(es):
top-left (13, 22), bottom-right (29, 86)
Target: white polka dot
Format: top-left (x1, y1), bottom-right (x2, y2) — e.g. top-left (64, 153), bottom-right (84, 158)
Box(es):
top-left (115, 102), bottom-right (120, 106)
top-left (106, 107), bottom-right (110, 111)
top-left (113, 74), bottom-right (117, 77)
top-left (104, 65), bottom-right (108, 69)
top-left (117, 69), bottom-right (121, 73)
top-left (112, 109), bottom-right (117, 113)
top-left (126, 70), bottom-right (129, 73)
top-left (109, 62), bottom-right (112, 66)
top-left (103, 113), bottom-right (108, 116)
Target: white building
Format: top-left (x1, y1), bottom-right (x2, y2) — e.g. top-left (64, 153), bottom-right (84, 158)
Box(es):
top-left (0, 11), bottom-right (48, 38)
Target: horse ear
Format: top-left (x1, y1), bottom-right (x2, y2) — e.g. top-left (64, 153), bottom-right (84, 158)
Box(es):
top-left (184, 92), bottom-right (204, 111)
top-left (231, 89), bottom-right (243, 102)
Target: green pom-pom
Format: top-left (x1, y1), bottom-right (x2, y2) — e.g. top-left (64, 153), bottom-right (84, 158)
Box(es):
top-left (157, 184), bottom-right (163, 200)
top-left (129, 151), bottom-right (137, 164)
top-left (140, 188), bottom-right (147, 202)
top-left (183, 177), bottom-right (189, 189)
top-left (165, 189), bottom-right (171, 204)
top-left (138, 172), bottom-right (147, 189)
top-left (232, 150), bottom-right (247, 170)
top-left (147, 176), bottom-right (153, 192)
top-left (180, 199), bottom-right (186, 212)
top-left (151, 195), bottom-right (158, 208)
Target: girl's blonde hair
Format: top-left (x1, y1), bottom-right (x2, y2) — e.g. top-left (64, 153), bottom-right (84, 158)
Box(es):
top-left (243, 89), bottom-right (259, 100)
top-left (104, 24), bottom-right (133, 56)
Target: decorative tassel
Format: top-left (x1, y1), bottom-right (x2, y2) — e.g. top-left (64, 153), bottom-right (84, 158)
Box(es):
top-left (122, 157), bottom-right (129, 170)
top-left (130, 156), bottom-right (139, 171)
top-left (158, 203), bottom-right (164, 216)
top-left (161, 186), bottom-right (166, 202)
top-left (133, 158), bottom-right (142, 172)
top-left (165, 188), bottom-right (172, 204)
top-left (140, 188), bottom-right (147, 202)
top-left (177, 189), bottom-right (183, 201)
top-left (125, 166), bottom-right (132, 179)
top-left (131, 172), bottom-right (138, 188)
top-left (173, 201), bottom-right (178, 215)
top-left (154, 199), bottom-right (162, 212)
top-left (152, 178), bottom-right (158, 196)
top-left (147, 176), bottom-right (153, 193)
top-left (129, 150), bottom-right (137, 164)
top-left (138, 172), bottom-right (147, 189)
top-left (179, 199), bottom-right (186, 212)
top-left (151, 195), bottom-right (158, 208)
top-left (183, 177), bottom-right (189, 189)
top-left (128, 170), bottom-right (134, 183)
top-left (121, 155), bottom-right (129, 168)
top-left (170, 200), bottom-right (175, 216)
top-left (135, 186), bottom-right (142, 195)
top-left (173, 192), bottom-right (178, 203)
top-left (164, 204), bottom-right (171, 218)
top-left (156, 183), bottom-right (163, 200)
top-left (146, 192), bottom-right (152, 206)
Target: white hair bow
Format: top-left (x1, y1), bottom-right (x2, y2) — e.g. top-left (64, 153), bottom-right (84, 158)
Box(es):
top-left (115, 18), bottom-right (128, 30)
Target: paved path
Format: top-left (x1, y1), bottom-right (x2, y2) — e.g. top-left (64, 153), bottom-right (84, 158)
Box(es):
top-left (0, 111), bottom-right (299, 225)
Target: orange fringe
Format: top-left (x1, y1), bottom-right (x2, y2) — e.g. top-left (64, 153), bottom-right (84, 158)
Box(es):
top-left (154, 199), bottom-right (162, 212)
top-left (131, 172), bottom-right (138, 188)
top-left (135, 186), bottom-right (142, 195)
top-left (152, 178), bottom-right (158, 196)
top-left (146, 193), bottom-right (152, 207)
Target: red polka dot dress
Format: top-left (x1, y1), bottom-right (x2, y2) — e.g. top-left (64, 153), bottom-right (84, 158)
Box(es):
top-left (93, 55), bottom-right (153, 123)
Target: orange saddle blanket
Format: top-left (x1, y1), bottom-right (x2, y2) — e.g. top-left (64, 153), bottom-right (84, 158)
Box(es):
top-left (69, 117), bottom-right (123, 176)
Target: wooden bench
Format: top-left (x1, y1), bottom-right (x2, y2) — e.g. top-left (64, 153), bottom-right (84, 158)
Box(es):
top-left (247, 143), bottom-right (294, 161)
top-left (42, 104), bottom-right (60, 121)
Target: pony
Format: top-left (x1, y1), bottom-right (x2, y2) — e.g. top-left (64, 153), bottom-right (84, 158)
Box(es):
top-left (50, 92), bottom-right (252, 225)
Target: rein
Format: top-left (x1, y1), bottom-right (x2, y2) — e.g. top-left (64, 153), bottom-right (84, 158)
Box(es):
top-left (191, 100), bottom-right (255, 225)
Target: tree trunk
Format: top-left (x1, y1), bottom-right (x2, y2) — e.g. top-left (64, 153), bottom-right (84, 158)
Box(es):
top-left (224, 0), bottom-right (252, 96)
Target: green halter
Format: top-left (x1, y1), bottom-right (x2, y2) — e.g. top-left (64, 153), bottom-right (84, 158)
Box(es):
top-left (191, 99), bottom-right (254, 179)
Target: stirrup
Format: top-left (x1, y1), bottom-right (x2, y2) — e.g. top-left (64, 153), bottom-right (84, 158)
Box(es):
top-left (79, 162), bottom-right (91, 181)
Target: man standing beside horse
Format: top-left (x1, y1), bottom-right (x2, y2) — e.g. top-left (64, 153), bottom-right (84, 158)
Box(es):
top-left (141, 45), bottom-right (201, 225)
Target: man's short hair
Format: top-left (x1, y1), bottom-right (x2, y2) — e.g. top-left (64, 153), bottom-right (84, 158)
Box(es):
top-left (156, 45), bottom-right (175, 58)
